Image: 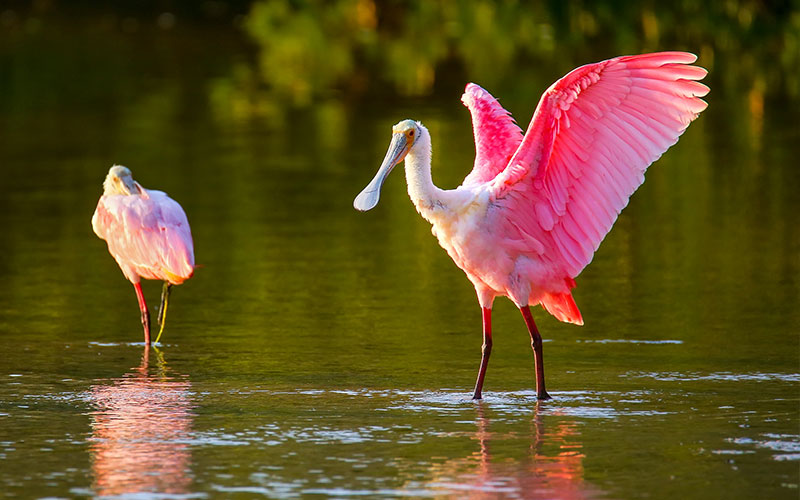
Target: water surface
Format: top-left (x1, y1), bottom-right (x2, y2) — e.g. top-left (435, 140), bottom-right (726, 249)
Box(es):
top-left (0, 7), bottom-right (798, 499)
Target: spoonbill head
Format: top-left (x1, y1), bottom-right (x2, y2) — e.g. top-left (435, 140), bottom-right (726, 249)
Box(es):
top-left (103, 165), bottom-right (141, 196)
top-left (354, 119), bottom-right (419, 212)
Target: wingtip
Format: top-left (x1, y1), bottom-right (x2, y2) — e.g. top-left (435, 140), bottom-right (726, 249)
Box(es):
top-left (462, 82), bottom-right (485, 106)
top-left (619, 51), bottom-right (699, 67)
top-left (666, 50), bottom-right (698, 63)
top-left (464, 82), bottom-right (482, 92)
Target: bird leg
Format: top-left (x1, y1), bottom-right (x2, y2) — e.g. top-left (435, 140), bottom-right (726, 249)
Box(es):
top-left (133, 282), bottom-right (151, 345)
top-left (154, 282), bottom-right (172, 345)
top-left (472, 307), bottom-right (493, 400)
top-left (520, 306), bottom-right (551, 400)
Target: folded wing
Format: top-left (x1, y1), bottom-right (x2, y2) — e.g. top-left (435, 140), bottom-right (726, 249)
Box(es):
top-left (93, 191), bottom-right (195, 284)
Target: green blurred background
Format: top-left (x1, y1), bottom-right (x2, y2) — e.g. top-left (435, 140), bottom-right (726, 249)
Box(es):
top-left (1, 0), bottom-right (798, 117)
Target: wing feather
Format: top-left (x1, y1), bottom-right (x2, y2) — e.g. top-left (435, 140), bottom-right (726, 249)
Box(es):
top-left (460, 83), bottom-right (524, 187)
top-left (489, 52), bottom-right (708, 279)
top-left (93, 190), bottom-right (195, 284)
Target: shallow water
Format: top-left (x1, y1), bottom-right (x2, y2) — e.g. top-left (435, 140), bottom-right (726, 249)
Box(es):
top-left (3, 343), bottom-right (798, 499)
top-left (1, 8), bottom-right (799, 500)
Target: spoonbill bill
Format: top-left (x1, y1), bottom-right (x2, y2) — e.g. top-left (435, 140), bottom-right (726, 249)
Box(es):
top-left (354, 52), bottom-right (709, 400)
top-left (92, 165), bottom-right (195, 345)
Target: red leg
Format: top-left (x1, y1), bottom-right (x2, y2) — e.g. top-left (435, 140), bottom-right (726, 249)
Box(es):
top-left (134, 282), bottom-right (151, 345)
top-left (472, 307), bottom-right (492, 400)
top-left (520, 306), bottom-right (551, 400)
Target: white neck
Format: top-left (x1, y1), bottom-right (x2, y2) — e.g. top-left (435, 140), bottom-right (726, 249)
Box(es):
top-left (404, 125), bottom-right (446, 217)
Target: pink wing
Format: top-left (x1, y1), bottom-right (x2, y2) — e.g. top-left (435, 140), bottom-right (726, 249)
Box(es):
top-left (93, 190), bottom-right (195, 284)
top-left (491, 52), bottom-right (709, 281)
top-left (460, 83), bottom-right (523, 187)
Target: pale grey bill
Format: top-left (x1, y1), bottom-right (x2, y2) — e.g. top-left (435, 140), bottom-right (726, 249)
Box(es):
top-left (353, 134), bottom-right (407, 212)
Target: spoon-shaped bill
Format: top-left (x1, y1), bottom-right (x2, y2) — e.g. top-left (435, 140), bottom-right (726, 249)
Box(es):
top-left (353, 133), bottom-right (410, 212)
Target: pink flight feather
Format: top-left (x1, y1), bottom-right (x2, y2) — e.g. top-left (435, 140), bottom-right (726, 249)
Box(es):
top-left (460, 83), bottom-right (524, 187)
top-left (466, 51), bottom-right (708, 323)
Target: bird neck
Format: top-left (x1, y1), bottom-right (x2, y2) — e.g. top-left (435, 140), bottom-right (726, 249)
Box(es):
top-left (103, 177), bottom-right (145, 197)
top-left (404, 127), bottom-right (446, 217)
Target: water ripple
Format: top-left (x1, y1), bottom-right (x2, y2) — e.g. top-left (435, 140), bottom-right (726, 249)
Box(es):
top-left (725, 433), bottom-right (800, 461)
top-left (577, 339), bottom-right (683, 344)
top-left (623, 371), bottom-right (800, 383)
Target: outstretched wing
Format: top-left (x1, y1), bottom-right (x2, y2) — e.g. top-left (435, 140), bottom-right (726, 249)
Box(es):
top-left (93, 190), bottom-right (195, 284)
top-left (460, 83), bottom-right (524, 187)
top-left (490, 52), bottom-right (709, 278)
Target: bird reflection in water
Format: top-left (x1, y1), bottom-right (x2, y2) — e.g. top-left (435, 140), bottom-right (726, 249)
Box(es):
top-left (427, 403), bottom-right (599, 499)
top-left (88, 346), bottom-right (194, 497)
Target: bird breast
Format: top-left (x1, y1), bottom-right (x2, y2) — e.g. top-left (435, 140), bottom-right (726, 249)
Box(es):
top-left (427, 190), bottom-right (508, 280)
top-left (426, 188), bottom-right (549, 299)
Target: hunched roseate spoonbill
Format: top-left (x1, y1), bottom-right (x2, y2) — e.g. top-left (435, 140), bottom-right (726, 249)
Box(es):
top-left (354, 52), bottom-right (709, 400)
top-left (92, 165), bottom-right (195, 345)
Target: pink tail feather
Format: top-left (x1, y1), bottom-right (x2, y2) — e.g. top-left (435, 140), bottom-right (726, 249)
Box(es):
top-left (540, 292), bottom-right (584, 325)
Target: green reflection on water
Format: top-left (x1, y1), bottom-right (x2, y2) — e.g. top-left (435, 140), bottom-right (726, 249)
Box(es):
top-left (0, 4), bottom-right (798, 499)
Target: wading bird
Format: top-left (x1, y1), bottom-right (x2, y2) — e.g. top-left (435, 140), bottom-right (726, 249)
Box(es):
top-left (354, 52), bottom-right (708, 400)
top-left (92, 165), bottom-right (195, 345)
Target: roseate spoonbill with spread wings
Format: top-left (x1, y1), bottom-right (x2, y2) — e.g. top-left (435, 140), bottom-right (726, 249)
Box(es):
top-left (354, 52), bottom-right (709, 400)
top-left (92, 165), bottom-right (195, 345)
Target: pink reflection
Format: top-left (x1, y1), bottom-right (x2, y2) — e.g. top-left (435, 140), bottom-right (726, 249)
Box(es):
top-left (88, 346), bottom-right (194, 497)
top-left (427, 404), bottom-right (600, 499)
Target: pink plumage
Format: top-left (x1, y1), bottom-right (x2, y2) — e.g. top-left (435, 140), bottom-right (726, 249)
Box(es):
top-left (460, 83), bottom-right (523, 186)
top-left (93, 191), bottom-right (194, 285)
top-left (92, 165), bottom-right (194, 344)
top-left (355, 51), bottom-right (709, 399)
top-left (485, 51), bottom-right (708, 323)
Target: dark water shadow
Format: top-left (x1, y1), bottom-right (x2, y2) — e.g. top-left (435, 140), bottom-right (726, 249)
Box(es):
top-left (87, 346), bottom-right (195, 498)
